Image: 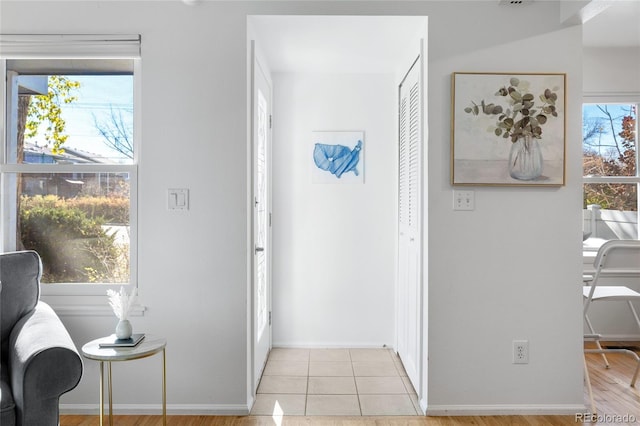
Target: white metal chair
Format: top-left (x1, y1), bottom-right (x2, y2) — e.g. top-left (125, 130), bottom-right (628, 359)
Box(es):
top-left (583, 239), bottom-right (640, 387)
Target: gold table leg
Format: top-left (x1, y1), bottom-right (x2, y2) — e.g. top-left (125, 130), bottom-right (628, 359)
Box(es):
top-left (163, 348), bottom-right (167, 426)
top-left (99, 361), bottom-right (104, 426)
top-left (108, 361), bottom-right (113, 426)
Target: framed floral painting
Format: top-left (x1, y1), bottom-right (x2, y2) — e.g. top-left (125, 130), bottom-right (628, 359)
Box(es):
top-left (451, 72), bottom-right (566, 186)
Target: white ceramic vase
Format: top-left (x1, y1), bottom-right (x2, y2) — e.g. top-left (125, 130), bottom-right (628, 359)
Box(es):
top-left (115, 319), bottom-right (133, 339)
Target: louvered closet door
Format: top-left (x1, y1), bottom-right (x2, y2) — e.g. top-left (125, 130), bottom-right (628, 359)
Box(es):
top-left (397, 55), bottom-right (422, 393)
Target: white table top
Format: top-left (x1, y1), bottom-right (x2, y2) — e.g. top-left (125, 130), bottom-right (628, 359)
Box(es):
top-left (81, 334), bottom-right (166, 362)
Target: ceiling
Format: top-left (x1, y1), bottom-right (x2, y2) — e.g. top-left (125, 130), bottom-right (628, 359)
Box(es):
top-left (582, 0), bottom-right (640, 47)
top-left (252, 2), bottom-right (637, 74)
top-left (251, 16), bottom-right (427, 74)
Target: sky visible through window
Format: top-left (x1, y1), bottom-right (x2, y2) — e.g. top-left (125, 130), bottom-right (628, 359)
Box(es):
top-left (583, 103), bottom-right (637, 160)
top-left (26, 75), bottom-right (133, 163)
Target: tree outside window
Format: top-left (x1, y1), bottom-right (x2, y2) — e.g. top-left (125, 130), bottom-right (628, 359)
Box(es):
top-left (583, 103), bottom-right (638, 240)
top-left (3, 59), bottom-right (135, 284)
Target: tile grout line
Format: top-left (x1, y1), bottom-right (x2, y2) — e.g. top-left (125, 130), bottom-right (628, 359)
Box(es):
top-left (304, 352), bottom-right (310, 415)
top-left (349, 349), bottom-right (364, 416)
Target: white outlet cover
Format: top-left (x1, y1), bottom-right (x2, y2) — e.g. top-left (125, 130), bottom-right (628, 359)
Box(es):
top-left (513, 340), bottom-right (529, 364)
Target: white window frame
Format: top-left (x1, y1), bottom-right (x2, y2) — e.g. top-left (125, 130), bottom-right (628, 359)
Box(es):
top-left (0, 35), bottom-right (143, 315)
top-left (582, 94), bottom-right (640, 244)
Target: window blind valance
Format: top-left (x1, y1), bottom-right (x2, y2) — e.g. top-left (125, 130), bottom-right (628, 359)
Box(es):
top-left (0, 34), bottom-right (141, 59)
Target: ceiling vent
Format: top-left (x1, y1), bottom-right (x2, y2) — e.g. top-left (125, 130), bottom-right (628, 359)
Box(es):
top-left (499, 0), bottom-right (534, 6)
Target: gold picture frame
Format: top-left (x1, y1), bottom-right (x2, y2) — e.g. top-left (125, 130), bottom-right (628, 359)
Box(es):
top-left (451, 72), bottom-right (566, 186)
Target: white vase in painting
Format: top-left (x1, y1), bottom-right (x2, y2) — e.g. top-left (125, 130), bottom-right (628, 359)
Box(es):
top-left (508, 135), bottom-right (543, 181)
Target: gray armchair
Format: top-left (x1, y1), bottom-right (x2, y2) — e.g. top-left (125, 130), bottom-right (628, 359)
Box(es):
top-left (0, 251), bottom-right (83, 426)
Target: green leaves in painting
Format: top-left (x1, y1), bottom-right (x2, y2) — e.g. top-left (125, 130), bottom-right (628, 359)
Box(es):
top-left (463, 76), bottom-right (560, 143)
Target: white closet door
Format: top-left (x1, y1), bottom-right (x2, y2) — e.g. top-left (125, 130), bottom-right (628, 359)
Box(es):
top-left (397, 54), bottom-right (422, 394)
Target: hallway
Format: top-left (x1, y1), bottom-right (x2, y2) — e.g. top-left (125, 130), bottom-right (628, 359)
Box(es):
top-left (250, 348), bottom-right (420, 416)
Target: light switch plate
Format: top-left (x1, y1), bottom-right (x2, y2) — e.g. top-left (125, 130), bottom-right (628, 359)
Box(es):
top-left (168, 188), bottom-right (189, 210)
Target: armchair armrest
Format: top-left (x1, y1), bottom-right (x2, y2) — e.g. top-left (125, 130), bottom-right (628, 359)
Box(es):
top-left (9, 301), bottom-right (83, 426)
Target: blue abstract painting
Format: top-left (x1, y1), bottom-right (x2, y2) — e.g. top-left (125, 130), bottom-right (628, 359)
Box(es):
top-left (311, 131), bottom-right (364, 184)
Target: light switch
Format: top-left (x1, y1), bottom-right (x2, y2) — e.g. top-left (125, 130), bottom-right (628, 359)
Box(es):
top-left (176, 192), bottom-right (185, 207)
top-left (168, 188), bottom-right (189, 210)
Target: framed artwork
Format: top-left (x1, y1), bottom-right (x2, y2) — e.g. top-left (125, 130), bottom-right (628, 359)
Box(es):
top-left (311, 131), bottom-right (364, 184)
top-left (451, 72), bottom-right (566, 186)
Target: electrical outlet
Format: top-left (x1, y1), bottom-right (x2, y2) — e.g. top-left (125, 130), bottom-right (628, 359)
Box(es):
top-left (513, 340), bottom-right (529, 364)
top-left (453, 190), bottom-right (474, 211)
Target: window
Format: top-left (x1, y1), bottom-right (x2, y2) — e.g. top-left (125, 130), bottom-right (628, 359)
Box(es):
top-left (1, 35), bottom-right (140, 291)
top-left (583, 102), bottom-right (639, 242)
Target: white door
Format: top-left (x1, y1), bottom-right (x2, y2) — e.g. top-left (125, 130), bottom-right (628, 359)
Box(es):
top-left (397, 53), bottom-right (423, 394)
top-left (251, 42), bottom-right (273, 393)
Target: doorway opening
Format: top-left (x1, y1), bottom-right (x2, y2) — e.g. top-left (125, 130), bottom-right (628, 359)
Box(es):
top-left (248, 14), bottom-right (428, 416)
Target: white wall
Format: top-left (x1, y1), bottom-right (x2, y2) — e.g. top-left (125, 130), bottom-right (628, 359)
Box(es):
top-left (427, 21), bottom-right (584, 413)
top-left (583, 47), bottom-right (640, 96)
top-left (2, 1), bottom-right (252, 413)
top-left (0, 0), bottom-right (584, 415)
top-left (271, 72), bottom-right (396, 347)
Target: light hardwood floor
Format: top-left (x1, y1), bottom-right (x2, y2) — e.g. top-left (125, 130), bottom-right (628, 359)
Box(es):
top-left (61, 348), bottom-right (640, 426)
top-left (59, 415), bottom-right (580, 425)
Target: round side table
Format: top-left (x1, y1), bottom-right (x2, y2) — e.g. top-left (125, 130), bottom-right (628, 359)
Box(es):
top-left (81, 334), bottom-right (167, 426)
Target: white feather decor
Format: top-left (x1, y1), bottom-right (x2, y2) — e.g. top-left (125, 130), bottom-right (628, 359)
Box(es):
top-left (107, 286), bottom-right (137, 320)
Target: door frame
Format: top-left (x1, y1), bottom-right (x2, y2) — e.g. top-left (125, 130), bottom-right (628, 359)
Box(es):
top-left (249, 39), bottom-right (273, 402)
top-left (395, 42), bottom-right (425, 410)
top-left (245, 16), bottom-right (428, 414)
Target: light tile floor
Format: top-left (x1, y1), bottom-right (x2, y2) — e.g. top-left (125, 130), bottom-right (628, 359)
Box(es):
top-left (251, 348), bottom-right (421, 416)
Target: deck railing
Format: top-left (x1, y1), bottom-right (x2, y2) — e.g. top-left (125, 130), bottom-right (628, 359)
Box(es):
top-left (583, 204), bottom-right (639, 240)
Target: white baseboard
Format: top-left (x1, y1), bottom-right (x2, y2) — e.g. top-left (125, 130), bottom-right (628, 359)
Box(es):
top-left (427, 404), bottom-right (587, 416)
top-left (590, 334), bottom-right (640, 342)
top-left (60, 403), bottom-right (250, 416)
top-left (271, 341), bottom-right (394, 349)
top-left (64, 403), bottom-right (585, 417)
